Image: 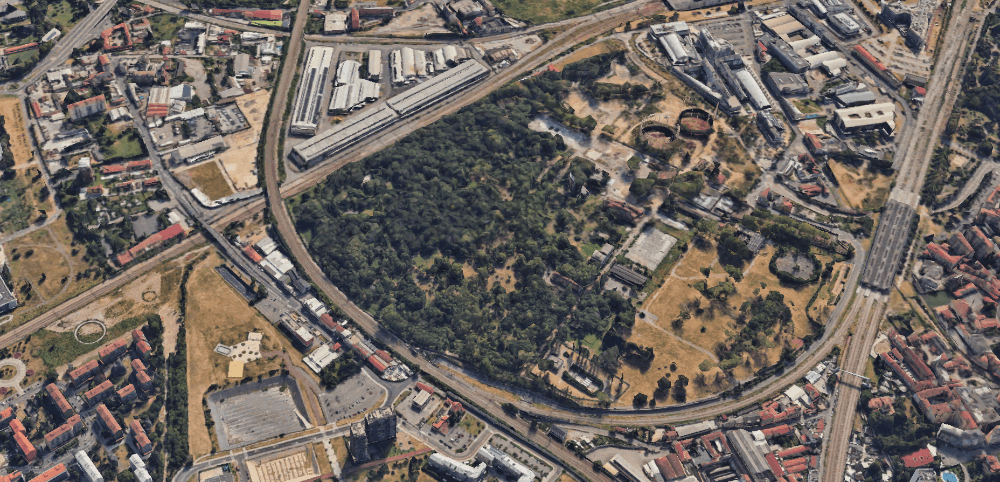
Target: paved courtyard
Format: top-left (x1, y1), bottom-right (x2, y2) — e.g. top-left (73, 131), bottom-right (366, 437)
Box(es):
top-left (626, 227), bottom-right (677, 270)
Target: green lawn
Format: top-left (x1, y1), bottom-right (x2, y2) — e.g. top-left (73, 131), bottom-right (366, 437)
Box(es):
top-left (27, 314), bottom-right (151, 369)
top-left (491, 0), bottom-right (606, 24)
top-left (6, 49), bottom-right (38, 66)
top-left (149, 13), bottom-right (186, 42)
top-left (46, 0), bottom-right (79, 31)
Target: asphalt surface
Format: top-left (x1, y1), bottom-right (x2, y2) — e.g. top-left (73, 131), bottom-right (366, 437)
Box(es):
top-left (821, 0), bottom-right (994, 478)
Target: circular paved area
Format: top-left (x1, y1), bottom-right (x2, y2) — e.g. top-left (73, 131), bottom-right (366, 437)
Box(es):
top-left (0, 358), bottom-right (26, 395)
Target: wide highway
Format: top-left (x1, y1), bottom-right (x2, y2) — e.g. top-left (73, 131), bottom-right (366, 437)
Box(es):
top-left (822, 0), bottom-right (993, 477)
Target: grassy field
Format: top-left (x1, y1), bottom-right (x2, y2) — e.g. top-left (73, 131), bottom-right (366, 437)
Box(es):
top-left (0, 96), bottom-right (35, 167)
top-left (6, 49), bottom-right (38, 66)
top-left (617, 243), bottom-right (831, 406)
top-left (185, 161), bottom-right (235, 200)
top-left (102, 129), bottom-right (146, 161)
top-left (13, 255), bottom-right (187, 391)
top-left (827, 160), bottom-right (892, 211)
top-left (185, 250), bottom-right (309, 458)
top-left (2, 220), bottom-right (104, 334)
top-left (491, 0), bottom-right (608, 24)
top-left (149, 13), bottom-right (187, 42)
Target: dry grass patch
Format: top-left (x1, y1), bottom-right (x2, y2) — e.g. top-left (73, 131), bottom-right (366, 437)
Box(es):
top-left (550, 40), bottom-right (625, 71)
top-left (827, 160), bottom-right (892, 211)
top-left (184, 250), bottom-right (306, 458)
top-left (624, 245), bottom-right (825, 405)
top-left (178, 161), bottom-right (235, 200)
top-left (0, 96), bottom-right (34, 167)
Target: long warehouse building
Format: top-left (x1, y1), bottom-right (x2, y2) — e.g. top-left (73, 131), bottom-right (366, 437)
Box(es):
top-left (290, 46), bottom-right (336, 136)
top-left (386, 60), bottom-right (489, 116)
top-left (292, 60), bottom-right (490, 167)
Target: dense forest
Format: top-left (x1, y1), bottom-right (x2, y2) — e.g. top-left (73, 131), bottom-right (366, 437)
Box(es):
top-left (294, 65), bottom-right (636, 383)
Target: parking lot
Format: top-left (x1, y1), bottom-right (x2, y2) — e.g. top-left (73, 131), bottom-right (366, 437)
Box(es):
top-left (318, 370), bottom-right (383, 424)
top-left (397, 389), bottom-right (443, 428)
top-left (207, 377), bottom-right (308, 450)
top-left (697, 17), bottom-right (754, 57)
top-left (152, 116), bottom-right (219, 156)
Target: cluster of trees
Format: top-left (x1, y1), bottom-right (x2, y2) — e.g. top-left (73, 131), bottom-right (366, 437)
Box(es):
top-left (319, 349), bottom-right (363, 388)
top-left (718, 291), bottom-right (792, 360)
top-left (960, 13), bottom-right (1000, 123)
top-left (920, 146), bottom-right (953, 204)
top-left (294, 66), bottom-right (637, 385)
top-left (163, 262), bottom-right (195, 474)
top-left (740, 209), bottom-right (831, 251)
top-left (0, 116), bottom-right (15, 170)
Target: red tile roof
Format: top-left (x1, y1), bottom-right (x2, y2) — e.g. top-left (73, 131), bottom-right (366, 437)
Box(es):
top-left (901, 448), bottom-right (933, 468)
top-left (102, 164), bottom-right (126, 174)
top-left (30, 464), bottom-right (67, 482)
top-left (13, 431), bottom-right (35, 461)
top-left (46, 384), bottom-right (73, 417)
top-left (415, 382), bottom-right (434, 394)
top-left (245, 9), bottom-right (282, 20)
top-left (9, 418), bottom-right (25, 434)
top-left (243, 245), bottom-right (263, 263)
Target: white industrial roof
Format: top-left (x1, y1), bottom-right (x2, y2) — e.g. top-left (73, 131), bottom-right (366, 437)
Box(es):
top-left (386, 60), bottom-right (488, 116)
top-left (835, 102), bottom-right (896, 129)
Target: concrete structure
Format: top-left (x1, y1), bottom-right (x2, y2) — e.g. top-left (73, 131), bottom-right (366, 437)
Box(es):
top-left (477, 445), bottom-right (535, 482)
top-left (828, 12), bottom-right (862, 36)
top-left (413, 389), bottom-right (432, 409)
top-left (324, 12), bottom-right (347, 33)
top-left (67, 95), bottom-right (107, 121)
top-left (0, 276), bottom-right (16, 313)
top-left (766, 71), bottom-right (810, 95)
top-left (386, 60), bottom-right (488, 116)
top-left (429, 453), bottom-right (487, 482)
top-left (834, 102), bottom-right (896, 135)
top-left (368, 50), bottom-right (382, 80)
top-left (349, 422), bottom-right (369, 462)
top-left (171, 136), bottom-right (228, 164)
top-left (365, 407), bottom-right (396, 443)
top-left (726, 430), bottom-right (771, 481)
top-left (75, 451), bottom-right (103, 482)
top-left (290, 46), bottom-right (335, 135)
top-left (292, 61), bottom-right (489, 166)
top-left (234, 53), bottom-right (253, 78)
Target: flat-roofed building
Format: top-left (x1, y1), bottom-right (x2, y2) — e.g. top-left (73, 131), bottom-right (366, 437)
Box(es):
top-left (368, 50), bottom-right (382, 80)
top-left (726, 429), bottom-right (771, 482)
top-left (766, 71), bottom-right (810, 96)
top-left (291, 105), bottom-right (398, 167)
top-left (96, 403), bottom-right (124, 441)
top-left (413, 389), bottom-right (432, 409)
top-left (46, 383), bottom-right (74, 420)
top-left (429, 453), bottom-right (487, 482)
top-left (67, 95), bottom-right (107, 121)
top-left (324, 12), bottom-right (347, 33)
top-left (76, 451), bottom-right (103, 482)
top-left (0, 277), bottom-right (16, 313)
top-left (385, 60), bottom-right (488, 116)
top-left (290, 46), bottom-right (335, 135)
top-left (171, 136), bottom-right (228, 164)
top-left (834, 102), bottom-right (896, 135)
